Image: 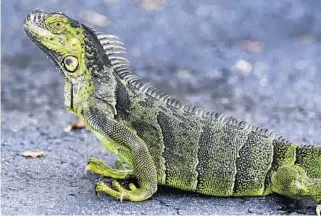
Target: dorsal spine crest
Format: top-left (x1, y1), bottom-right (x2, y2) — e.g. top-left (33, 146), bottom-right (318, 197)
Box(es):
top-left (93, 30), bottom-right (286, 142)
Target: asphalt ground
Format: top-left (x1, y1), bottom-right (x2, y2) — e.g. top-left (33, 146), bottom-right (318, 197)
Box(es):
top-left (2, 0), bottom-right (321, 215)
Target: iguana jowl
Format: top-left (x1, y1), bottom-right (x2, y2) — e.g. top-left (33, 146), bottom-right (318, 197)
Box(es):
top-left (24, 10), bottom-right (321, 214)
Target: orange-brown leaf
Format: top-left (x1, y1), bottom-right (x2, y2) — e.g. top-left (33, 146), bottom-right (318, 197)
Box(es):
top-left (21, 151), bottom-right (45, 158)
top-left (64, 119), bottom-right (86, 132)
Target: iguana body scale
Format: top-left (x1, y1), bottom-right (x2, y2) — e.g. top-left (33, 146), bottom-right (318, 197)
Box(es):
top-left (24, 10), bottom-right (321, 215)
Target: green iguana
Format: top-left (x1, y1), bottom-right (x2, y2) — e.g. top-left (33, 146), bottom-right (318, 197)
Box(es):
top-left (24, 10), bottom-right (321, 215)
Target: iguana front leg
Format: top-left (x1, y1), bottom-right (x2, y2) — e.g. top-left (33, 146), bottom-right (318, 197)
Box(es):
top-left (115, 160), bottom-right (127, 170)
top-left (86, 157), bottom-right (133, 179)
top-left (271, 165), bottom-right (321, 215)
top-left (86, 140), bottom-right (133, 179)
top-left (83, 108), bottom-right (158, 201)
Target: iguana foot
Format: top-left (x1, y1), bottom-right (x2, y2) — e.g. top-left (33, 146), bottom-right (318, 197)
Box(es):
top-left (95, 181), bottom-right (126, 201)
top-left (95, 180), bottom-right (152, 201)
top-left (85, 157), bottom-right (133, 179)
top-left (317, 205), bottom-right (321, 216)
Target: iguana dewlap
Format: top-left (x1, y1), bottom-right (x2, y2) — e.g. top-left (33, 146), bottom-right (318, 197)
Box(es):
top-left (24, 9), bottom-right (321, 215)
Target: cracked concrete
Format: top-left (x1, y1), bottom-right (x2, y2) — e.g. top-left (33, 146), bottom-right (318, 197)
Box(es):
top-left (2, 0), bottom-right (321, 215)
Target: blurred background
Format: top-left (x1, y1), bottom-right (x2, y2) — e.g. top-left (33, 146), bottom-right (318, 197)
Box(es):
top-left (2, 0), bottom-right (321, 215)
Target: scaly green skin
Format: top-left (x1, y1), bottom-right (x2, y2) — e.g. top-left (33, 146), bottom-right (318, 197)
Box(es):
top-left (24, 10), bottom-right (321, 214)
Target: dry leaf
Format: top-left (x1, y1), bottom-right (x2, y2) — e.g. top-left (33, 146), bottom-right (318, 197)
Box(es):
top-left (21, 151), bottom-right (45, 158)
top-left (241, 40), bottom-right (263, 52)
top-left (64, 119), bottom-right (86, 132)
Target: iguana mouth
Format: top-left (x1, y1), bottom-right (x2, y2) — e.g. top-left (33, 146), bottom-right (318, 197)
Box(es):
top-left (23, 10), bottom-right (64, 73)
top-left (24, 28), bottom-right (60, 63)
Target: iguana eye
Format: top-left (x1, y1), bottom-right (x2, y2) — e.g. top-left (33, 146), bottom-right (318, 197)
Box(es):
top-left (63, 56), bottom-right (78, 72)
top-left (55, 21), bottom-right (63, 27)
top-left (47, 20), bottom-right (65, 34)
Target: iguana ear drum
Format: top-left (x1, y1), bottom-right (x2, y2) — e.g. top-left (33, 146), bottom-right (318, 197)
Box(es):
top-left (63, 56), bottom-right (78, 72)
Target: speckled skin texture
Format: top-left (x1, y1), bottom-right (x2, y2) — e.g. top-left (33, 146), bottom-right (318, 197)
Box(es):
top-left (2, 0), bottom-right (321, 215)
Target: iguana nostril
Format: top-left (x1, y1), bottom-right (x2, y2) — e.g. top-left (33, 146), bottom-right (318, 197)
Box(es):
top-left (37, 14), bottom-right (42, 22)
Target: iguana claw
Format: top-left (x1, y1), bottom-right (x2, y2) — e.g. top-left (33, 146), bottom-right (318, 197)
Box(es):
top-left (95, 184), bottom-right (100, 197)
top-left (119, 192), bottom-right (125, 202)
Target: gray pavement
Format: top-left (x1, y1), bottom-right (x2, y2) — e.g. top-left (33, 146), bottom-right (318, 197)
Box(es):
top-left (2, 0), bottom-right (321, 215)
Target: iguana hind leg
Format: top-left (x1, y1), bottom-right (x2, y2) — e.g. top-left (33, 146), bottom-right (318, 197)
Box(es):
top-left (271, 165), bottom-right (321, 214)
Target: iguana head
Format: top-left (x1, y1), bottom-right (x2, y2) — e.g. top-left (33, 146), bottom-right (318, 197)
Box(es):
top-left (24, 10), bottom-right (129, 114)
top-left (24, 9), bottom-right (89, 78)
top-left (24, 9), bottom-right (126, 81)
